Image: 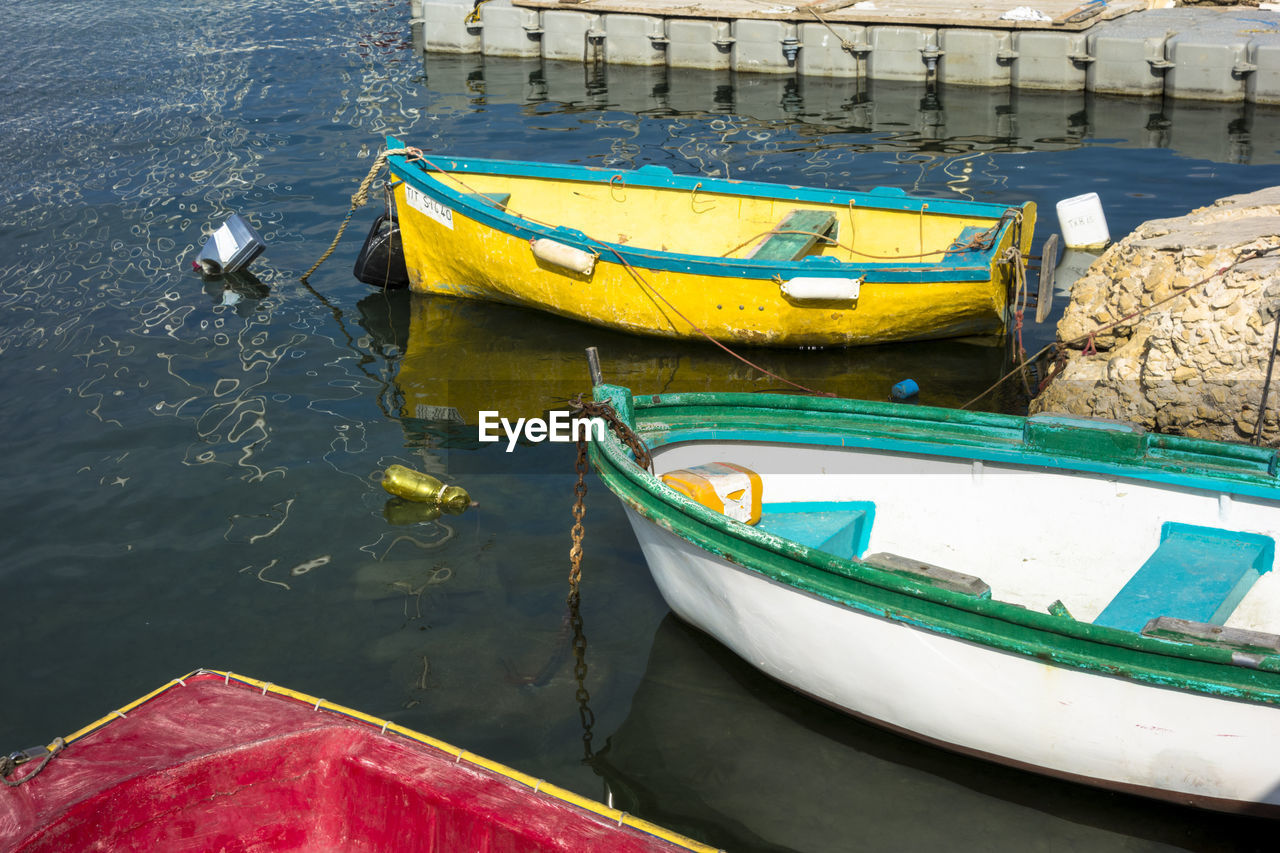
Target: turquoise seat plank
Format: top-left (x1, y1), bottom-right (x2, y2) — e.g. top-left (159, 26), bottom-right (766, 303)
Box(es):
top-left (748, 210), bottom-right (838, 262)
top-left (757, 501), bottom-right (876, 559)
top-left (1094, 522), bottom-right (1275, 633)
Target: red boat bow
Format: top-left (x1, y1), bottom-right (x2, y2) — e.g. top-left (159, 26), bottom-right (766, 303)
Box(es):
top-left (0, 671), bottom-right (718, 852)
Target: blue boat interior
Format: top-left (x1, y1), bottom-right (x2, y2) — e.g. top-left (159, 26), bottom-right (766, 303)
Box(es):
top-left (1094, 523), bottom-right (1276, 633)
top-left (757, 501), bottom-right (876, 560)
top-left (943, 225), bottom-right (994, 261)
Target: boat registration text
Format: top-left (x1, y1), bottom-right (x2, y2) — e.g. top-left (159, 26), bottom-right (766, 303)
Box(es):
top-left (405, 184), bottom-right (454, 230)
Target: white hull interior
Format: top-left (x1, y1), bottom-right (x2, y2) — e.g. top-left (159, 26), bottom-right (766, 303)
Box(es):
top-left (650, 439), bottom-right (1280, 633)
top-left (622, 499), bottom-right (1280, 807)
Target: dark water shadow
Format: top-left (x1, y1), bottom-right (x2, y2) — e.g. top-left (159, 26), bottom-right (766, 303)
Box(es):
top-left (591, 615), bottom-right (1277, 853)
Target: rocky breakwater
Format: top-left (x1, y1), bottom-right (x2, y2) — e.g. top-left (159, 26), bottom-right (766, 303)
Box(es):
top-left (1030, 187), bottom-right (1280, 443)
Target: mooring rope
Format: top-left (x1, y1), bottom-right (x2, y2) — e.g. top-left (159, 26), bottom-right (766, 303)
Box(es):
top-left (805, 6), bottom-right (863, 55)
top-left (299, 146), bottom-right (422, 282)
top-left (602, 244), bottom-right (838, 397)
top-left (464, 0), bottom-right (491, 25)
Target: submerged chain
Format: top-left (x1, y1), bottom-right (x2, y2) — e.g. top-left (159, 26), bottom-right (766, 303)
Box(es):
top-left (569, 568), bottom-right (594, 761)
top-left (568, 422), bottom-right (593, 759)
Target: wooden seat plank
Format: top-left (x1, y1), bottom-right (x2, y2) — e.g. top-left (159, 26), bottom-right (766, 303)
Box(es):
top-left (747, 209), bottom-right (837, 261)
top-left (861, 552), bottom-right (992, 598)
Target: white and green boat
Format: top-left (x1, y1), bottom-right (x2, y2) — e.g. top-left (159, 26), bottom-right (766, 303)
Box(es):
top-left (588, 384), bottom-right (1280, 815)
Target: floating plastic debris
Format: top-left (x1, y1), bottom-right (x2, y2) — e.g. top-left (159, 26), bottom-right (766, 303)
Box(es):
top-left (195, 213), bottom-right (266, 276)
top-left (381, 464), bottom-right (471, 512)
top-left (890, 379), bottom-right (919, 401)
top-left (1056, 193), bottom-right (1111, 250)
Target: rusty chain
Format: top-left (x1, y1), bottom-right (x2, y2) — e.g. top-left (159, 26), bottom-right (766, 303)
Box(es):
top-left (569, 579), bottom-right (594, 761)
top-left (572, 397), bottom-right (653, 472)
top-left (568, 434), bottom-right (590, 597)
top-left (564, 396), bottom-right (653, 760)
top-left (566, 396), bottom-right (651, 602)
top-left (566, 415), bottom-right (596, 759)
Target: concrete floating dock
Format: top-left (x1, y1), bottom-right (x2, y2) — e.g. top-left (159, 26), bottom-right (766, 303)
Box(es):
top-left (412, 0), bottom-right (1280, 103)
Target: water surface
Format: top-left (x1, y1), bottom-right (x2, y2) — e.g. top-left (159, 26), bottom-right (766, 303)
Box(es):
top-left (2, 1), bottom-right (1279, 849)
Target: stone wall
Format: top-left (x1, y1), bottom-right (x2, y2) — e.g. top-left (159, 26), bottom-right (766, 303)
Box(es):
top-left (1029, 187), bottom-right (1280, 444)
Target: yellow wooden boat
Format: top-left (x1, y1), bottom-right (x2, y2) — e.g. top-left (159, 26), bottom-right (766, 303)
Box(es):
top-left (383, 136), bottom-right (1036, 348)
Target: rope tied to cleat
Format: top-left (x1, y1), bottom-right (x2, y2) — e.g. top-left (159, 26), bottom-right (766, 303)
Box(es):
top-left (1, 738), bottom-right (64, 787)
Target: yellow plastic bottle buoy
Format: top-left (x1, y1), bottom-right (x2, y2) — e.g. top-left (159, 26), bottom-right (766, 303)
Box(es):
top-left (381, 464), bottom-right (471, 513)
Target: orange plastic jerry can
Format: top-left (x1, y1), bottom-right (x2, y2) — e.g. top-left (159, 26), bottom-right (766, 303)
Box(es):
top-left (660, 462), bottom-right (763, 525)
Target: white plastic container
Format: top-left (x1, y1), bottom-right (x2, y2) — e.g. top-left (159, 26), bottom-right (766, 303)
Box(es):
top-left (196, 214), bottom-right (265, 275)
top-left (1055, 193), bottom-right (1110, 249)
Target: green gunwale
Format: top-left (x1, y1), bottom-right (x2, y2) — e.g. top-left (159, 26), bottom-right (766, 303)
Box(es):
top-left (589, 385), bottom-right (1280, 705)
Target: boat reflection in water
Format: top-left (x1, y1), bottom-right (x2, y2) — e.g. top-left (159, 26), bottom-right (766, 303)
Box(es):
top-left (590, 616), bottom-right (1273, 852)
top-left (356, 289), bottom-right (1017, 429)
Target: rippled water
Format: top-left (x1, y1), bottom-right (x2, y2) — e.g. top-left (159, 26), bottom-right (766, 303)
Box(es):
top-left (3, 0), bottom-right (1280, 849)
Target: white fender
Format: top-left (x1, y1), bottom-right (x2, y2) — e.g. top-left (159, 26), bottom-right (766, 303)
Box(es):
top-left (530, 238), bottom-right (596, 276)
top-left (781, 276), bottom-right (862, 302)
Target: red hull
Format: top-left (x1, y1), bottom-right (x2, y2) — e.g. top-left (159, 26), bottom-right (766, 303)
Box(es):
top-left (0, 671), bottom-right (714, 853)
